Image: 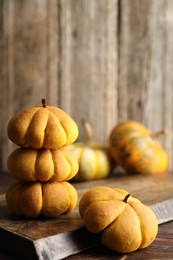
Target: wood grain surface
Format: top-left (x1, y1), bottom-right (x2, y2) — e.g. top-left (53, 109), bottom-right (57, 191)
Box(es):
top-left (1, 0), bottom-right (173, 173)
top-left (0, 173), bottom-right (173, 259)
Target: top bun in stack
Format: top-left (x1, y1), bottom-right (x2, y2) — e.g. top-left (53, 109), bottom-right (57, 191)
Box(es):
top-left (7, 98), bottom-right (78, 149)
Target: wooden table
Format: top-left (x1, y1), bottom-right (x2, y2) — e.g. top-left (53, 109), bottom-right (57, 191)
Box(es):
top-left (0, 172), bottom-right (173, 259)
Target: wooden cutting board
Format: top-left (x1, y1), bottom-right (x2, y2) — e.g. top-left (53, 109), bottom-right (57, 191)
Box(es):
top-left (0, 173), bottom-right (173, 259)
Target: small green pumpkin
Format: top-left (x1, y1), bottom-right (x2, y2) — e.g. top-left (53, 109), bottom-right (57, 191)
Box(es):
top-left (71, 120), bottom-right (111, 181)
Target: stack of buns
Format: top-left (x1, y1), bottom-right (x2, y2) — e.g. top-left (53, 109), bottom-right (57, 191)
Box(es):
top-left (6, 99), bottom-right (79, 218)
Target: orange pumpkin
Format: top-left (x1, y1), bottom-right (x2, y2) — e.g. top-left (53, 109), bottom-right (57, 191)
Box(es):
top-left (7, 146), bottom-right (79, 182)
top-left (7, 99), bottom-right (78, 149)
top-left (109, 121), bottom-right (168, 175)
top-left (79, 186), bottom-right (158, 253)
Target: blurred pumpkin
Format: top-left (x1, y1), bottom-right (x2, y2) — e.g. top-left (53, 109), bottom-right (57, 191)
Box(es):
top-left (109, 121), bottom-right (168, 175)
top-left (7, 146), bottom-right (79, 182)
top-left (71, 120), bottom-right (111, 181)
top-left (79, 186), bottom-right (158, 253)
top-left (6, 181), bottom-right (78, 218)
top-left (7, 99), bottom-right (78, 149)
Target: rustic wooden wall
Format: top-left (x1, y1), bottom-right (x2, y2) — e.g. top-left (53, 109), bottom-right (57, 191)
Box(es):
top-left (0, 0), bottom-right (173, 172)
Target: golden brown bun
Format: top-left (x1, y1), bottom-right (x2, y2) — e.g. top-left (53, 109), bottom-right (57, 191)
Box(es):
top-left (7, 105), bottom-right (78, 149)
top-left (6, 181), bottom-right (78, 218)
top-left (79, 187), bottom-right (158, 253)
top-left (7, 146), bottom-right (79, 182)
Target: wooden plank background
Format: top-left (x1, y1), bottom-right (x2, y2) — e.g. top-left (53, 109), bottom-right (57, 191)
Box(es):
top-left (0, 0), bottom-right (173, 172)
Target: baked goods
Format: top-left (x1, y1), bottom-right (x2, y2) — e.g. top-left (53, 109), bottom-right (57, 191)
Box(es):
top-left (6, 100), bottom-right (79, 218)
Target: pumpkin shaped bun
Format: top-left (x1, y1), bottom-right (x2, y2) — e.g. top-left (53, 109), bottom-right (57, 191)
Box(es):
top-left (7, 146), bottom-right (79, 182)
top-left (79, 187), bottom-right (158, 253)
top-left (6, 181), bottom-right (78, 218)
top-left (109, 121), bottom-right (168, 175)
top-left (7, 99), bottom-right (78, 149)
